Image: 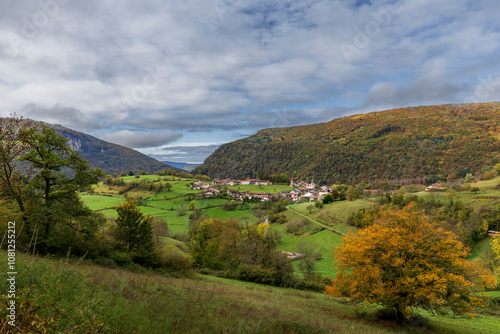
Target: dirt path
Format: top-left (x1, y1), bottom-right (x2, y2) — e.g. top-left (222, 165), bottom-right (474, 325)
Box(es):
top-left (286, 206), bottom-right (347, 236)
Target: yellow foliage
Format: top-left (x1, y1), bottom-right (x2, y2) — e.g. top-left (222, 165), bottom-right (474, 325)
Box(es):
top-left (257, 222), bottom-right (271, 236)
top-left (491, 238), bottom-right (500, 276)
top-left (326, 203), bottom-right (496, 320)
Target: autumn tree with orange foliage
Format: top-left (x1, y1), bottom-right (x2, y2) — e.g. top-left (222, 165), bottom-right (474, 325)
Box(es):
top-left (326, 203), bottom-right (496, 323)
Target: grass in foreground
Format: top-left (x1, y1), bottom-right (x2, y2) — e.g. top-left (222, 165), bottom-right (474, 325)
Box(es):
top-left (2, 251), bottom-right (500, 333)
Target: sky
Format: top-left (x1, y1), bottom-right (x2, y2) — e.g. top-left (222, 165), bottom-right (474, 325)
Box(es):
top-left (1, 0), bottom-right (500, 163)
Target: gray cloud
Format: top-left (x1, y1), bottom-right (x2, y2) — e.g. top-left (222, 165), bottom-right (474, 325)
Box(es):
top-left (19, 103), bottom-right (101, 131)
top-left (0, 0), bottom-right (498, 157)
top-left (149, 144), bottom-right (221, 164)
top-left (102, 130), bottom-right (182, 148)
top-left (161, 145), bottom-right (220, 154)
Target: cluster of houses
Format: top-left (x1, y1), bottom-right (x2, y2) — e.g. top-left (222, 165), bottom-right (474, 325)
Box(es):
top-left (192, 178), bottom-right (272, 190)
top-left (192, 178), bottom-right (333, 202)
top-left (425, 183), bottom-right (445, 191)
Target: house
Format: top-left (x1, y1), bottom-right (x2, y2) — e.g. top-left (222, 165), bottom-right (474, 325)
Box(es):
top-left (226, 179), bottom-right (240, 186)
top-left (305, 181), bottom-right (316, 190)
top-left (260, 194), bottom-right (270, 201)
top-left (227, 189), bottom-right (240, 199)
top-left (202, 188), bottom-right (218, 197)
top-left (283, 251), bottom-right (305, 260)
top-left (303, 192), bottom-right (316, 201)
top-left (290, 180), bottom-right (306, 187)
top-left (425, 183), bottom-right (444, 191)
top-left (211, 179), bottom-right (224, 186)
top-left (320, 185), bottom-right (332, 192)
top-left (318, 191), bottom-right (329, 200)
top-left (488, 230), bottom-right (500, 237)
top-left (241, 179), bottom-right (257, 185)
top-left (254, 180), bottom-right (271, 186)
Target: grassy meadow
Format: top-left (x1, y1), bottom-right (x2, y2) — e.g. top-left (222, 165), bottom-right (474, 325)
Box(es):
top-left (2, 251), bottom-right (500, 334)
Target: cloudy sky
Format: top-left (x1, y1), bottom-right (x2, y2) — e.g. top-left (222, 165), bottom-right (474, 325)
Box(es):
top-left (1, 0), bottom-right (500, 163)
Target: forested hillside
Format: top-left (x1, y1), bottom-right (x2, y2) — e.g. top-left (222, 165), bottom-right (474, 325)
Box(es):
top-left (0, 118), bottom-right (180, 174)
top-left (195, 102), bottom-right (500, 184)
top-left (53, 125), bottom-right (181, 174)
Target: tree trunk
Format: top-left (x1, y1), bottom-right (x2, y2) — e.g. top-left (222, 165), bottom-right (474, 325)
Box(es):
top-left (395, 307), bottom-right (405, 325)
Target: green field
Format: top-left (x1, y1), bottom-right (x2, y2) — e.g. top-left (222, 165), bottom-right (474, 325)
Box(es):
top-left (468, 237), bottom-right (494, 260)
top-left (417, 177), bottom-right (500, 209)
top-left (228, 184), bottom-right (294, 193)
top-left (83, 176), bottom-right (271, 234)
top-left (82, 175), bottom-right (500, 287)
top-left (80, 194), bottom-right (125, 211)
top-left (273, 221), bottom-right (344, 278)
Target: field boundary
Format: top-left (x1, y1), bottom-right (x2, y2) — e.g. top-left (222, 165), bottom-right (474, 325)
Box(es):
top-left (287, 206), bottom-right (347, 236)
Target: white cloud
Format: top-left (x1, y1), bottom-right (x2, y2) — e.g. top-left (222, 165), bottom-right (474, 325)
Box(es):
top-left (0, 0), bottom-right (498, 159)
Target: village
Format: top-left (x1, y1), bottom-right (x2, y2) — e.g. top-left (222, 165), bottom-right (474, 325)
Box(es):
top-left (191, 178), bottom-right (333, 202)
top-left (192, 178), bottom-right (451, 203)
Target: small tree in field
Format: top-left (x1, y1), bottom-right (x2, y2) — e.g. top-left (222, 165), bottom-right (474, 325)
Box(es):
top-left (326, 203), bottom-right (495, 323)
top-left (297, 242), bottom-right (317, 279)
top-left (165, 182), bottom-right (173, 191)
top-left (464, 173), bottom-right (475, 183)
top-left (471, 187), bottom-right (480, 194)
top-left (115, 200), bottom-right (156, 265)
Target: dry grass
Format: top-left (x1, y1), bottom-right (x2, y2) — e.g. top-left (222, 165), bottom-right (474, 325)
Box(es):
top-left (2, 251), bottom-right (499, 333)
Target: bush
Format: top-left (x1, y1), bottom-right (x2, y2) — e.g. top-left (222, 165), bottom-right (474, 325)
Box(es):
top-left (178, 206), bottom-right (186, 216)
top-left (236, 265), bottom-right (289, 286)
top-left (112, 251), bottom-right (133, 266)
top-left (222, 201), bottom-right (236, 211)
top-left (156, 248), bottom-right (192, 271)
top-left (374, 307), bottom-right (398, 321)
top-left (286, 219), bottom-right (309, 236)
top-left (171, 233), bottom-right (190, 243)
top-left (322, 194), bottom-right (334, 204)
top-left (483, 170), bottom-right (497, 180)
top-left (93, 257), bottom-right (117, 268)
top-left (152, 217), bottom-right (170, 238)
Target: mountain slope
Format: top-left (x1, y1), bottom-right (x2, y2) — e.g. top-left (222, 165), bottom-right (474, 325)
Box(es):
top-left (0, 118), bottom-right (180, 174)
top-left (50, 124), bottom-right (181, 174)
top-left (195, 102), bottom-right (500, 185)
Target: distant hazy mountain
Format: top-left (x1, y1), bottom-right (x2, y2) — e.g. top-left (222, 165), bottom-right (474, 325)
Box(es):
top-left (195, 102), bottom-right (500, 185)
top-left (163, 161), bottom-right (202, 172)
top-left (0, 118), bottom-right (181, 175)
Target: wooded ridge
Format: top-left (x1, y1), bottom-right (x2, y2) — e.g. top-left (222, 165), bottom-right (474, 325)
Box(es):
top-left (195, 102), bottom-right (500, 185)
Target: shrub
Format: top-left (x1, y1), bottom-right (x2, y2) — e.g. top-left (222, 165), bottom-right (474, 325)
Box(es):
top-left (483, 170), bottom-right (497, 180)
top-left (156, 248), bottom-right (192, 271)
top-left (222, 201), bottom-right (236, 211)
top-left (322, 194), bottom-right (334, 204)
top-left (285, 220), bottom-right (309, 236)
top-left (178, 205), bottom-right (186, 216)
top-left (152, 217), bottom-right (170, 238)
top-left (112, 252), bottom-right (133, 266)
